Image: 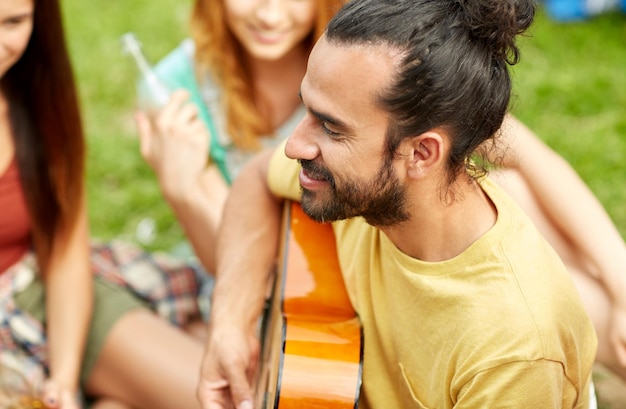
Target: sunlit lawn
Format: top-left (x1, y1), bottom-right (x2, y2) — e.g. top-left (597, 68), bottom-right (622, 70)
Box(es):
top-left (60, 2), bottom-right (626, 252)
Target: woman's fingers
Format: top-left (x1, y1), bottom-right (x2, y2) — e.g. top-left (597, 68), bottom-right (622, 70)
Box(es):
top-left (42, 379), bottom-right (61, 408)
top-left (135, 111), bottom-right (153, 161)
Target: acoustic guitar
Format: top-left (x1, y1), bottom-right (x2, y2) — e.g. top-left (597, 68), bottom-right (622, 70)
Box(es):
top-left (255, 201), bottom-right (363, 409)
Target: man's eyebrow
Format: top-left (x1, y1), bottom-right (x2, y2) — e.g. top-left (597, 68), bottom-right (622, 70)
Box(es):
top-left (298, 91), bottom-right (351, 131)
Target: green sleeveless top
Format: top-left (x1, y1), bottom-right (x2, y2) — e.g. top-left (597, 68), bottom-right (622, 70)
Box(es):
top-left (153, 39), bottom-right (304, 184)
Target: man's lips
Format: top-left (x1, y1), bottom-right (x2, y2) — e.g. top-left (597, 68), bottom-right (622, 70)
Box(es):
top-left (299, 168), bottom-right (328, 190)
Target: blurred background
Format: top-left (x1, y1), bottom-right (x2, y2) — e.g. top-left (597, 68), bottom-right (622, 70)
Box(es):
top-left (60, 1), bottom-right (626, 252)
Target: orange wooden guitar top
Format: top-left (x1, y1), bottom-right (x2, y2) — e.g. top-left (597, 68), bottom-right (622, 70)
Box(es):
top-left (256, 201), bottom-right (362, 409)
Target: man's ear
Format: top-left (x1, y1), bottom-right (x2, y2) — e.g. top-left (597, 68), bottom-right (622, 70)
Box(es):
top-left (402, 130), bottom-right (445, 179)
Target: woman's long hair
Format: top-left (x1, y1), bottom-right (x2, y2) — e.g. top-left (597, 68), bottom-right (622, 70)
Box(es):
top-left (1, 0), bottom-right (85, 273)
top-left (190, 0), bottom-right (345, 150)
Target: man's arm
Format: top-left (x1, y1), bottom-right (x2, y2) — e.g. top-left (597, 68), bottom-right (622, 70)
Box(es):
top-left (198, 148), bottom-right (284, 409)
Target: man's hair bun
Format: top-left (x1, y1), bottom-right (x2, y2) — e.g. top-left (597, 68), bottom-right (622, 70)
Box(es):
top-left (456, 0), bottom-right (536, 64)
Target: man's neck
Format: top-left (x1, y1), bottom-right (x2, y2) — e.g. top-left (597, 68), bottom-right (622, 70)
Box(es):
top-left (381, 175), bottom-right (497, 262)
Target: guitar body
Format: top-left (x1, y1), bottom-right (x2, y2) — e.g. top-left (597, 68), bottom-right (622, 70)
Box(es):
top-left (255, 201), bottom-right (363, 409)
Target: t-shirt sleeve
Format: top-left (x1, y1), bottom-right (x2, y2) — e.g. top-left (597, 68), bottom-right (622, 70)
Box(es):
top-left (267, 140), bottom-right (301, 201)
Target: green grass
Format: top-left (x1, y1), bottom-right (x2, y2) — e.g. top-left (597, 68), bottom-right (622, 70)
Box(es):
top-left (510, 10), bottom-right (626, 240)
top-left (60, 2), bottom-right (626, 251)
top-left (62, 0), bottom-right (193, 251)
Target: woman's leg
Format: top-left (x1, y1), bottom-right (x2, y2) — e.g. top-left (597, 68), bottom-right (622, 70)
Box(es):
top-left (184, 320), bottom-right (208, 342)
top-left (492, 169), bottom-right (626, 381)
top-left (84, 309), bottom-right (204, 409)
top-left (90, 399), bottom-right (133, 409)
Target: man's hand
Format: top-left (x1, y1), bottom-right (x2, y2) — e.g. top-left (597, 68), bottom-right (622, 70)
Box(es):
top-left (197, 323), bottom-right (261, 409)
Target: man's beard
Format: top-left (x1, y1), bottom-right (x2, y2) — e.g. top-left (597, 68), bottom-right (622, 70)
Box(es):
top-left (299, 158), bottom-right (410, 227)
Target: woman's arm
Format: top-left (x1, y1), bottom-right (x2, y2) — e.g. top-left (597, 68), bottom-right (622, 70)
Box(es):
top-left (499, 115), bottom-right (626, 300)
top-left (44, 195), bottom-right (92, 408)
top-left (497, 115), bottom-right (626, 368)
top-left (164, 164), bottom-right (228, 274)
top-left (135, 90), bottom-right (228, 273)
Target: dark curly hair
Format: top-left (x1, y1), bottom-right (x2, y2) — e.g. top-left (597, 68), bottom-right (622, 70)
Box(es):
top-left (327, 0), bottom-right (535, 185)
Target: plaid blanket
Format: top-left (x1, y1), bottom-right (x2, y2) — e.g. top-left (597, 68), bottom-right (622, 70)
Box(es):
top-left (0, 240), bottom-right (211, 400)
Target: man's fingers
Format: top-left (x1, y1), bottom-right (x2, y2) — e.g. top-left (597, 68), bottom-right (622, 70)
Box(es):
top-left (198, 378), bottom-right (231, 409)
top-left (224, 361), bottom-right (255, 409)
top-left (198, 356), bottom-right (254, 409)
top-left (236, 399), bottom-right (253, 409)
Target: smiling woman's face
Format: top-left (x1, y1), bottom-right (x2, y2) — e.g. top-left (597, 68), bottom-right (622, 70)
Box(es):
top-left (223, 0), bottom-right (316, 62)
top-left (0, 0), bottom-right (34, 79)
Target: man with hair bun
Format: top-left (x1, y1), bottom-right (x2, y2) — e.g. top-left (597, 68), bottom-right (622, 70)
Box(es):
top-left (198, 0), bottom-right (597, 408)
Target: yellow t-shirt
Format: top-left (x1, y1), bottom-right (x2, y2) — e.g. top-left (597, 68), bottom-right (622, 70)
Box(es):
top-left (268, 144), bottom-right (597, 408)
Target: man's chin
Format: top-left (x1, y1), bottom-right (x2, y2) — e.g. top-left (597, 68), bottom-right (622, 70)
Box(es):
top-left (302, 198), bottom-right (359, 225)
top-left (300, 194), bottom-right (334, 224)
